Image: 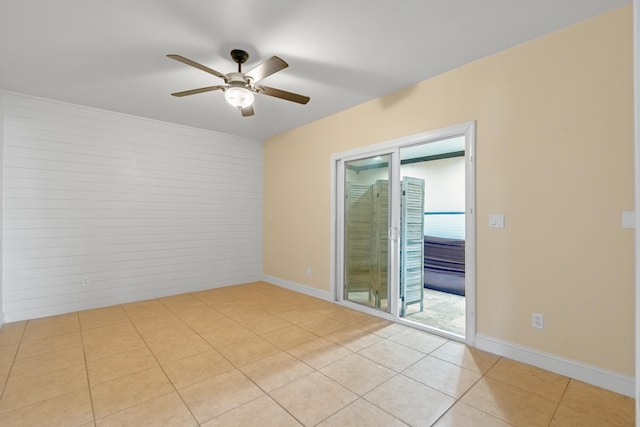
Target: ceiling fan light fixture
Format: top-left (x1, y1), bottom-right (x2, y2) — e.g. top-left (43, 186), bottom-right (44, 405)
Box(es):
top-left (224, 86), bottom-right (254, 109)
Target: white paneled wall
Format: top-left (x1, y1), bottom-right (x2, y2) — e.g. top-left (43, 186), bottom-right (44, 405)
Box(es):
top-left (2, 93), bottom-right (263, 321)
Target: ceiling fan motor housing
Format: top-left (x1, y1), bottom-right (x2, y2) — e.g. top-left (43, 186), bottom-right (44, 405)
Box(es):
top-left (226, 72), bottom-right (252, 88)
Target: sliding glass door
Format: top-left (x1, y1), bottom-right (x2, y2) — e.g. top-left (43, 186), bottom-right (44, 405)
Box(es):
top-left (332, 121), bottom-right (476, 342)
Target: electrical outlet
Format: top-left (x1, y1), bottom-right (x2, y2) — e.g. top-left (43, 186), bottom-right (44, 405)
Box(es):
top-left (532, 312), bottom-right (544, 329)
top-left (82, 276), bottom-right (90, 287)
top-left (306, 266), bottom-right (312, 277)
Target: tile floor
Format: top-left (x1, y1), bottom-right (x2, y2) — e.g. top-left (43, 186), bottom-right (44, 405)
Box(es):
top-left (0, 281), bottom-right (634, 426)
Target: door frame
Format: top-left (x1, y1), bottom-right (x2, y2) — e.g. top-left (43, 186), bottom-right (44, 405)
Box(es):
top-left (330, 121), bottom-right (476, 345)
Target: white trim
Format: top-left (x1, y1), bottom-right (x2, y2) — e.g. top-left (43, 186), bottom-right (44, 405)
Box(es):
top-left (464, 122), bottom-right (477, 346)
top-left (477, 334), bottom-right (634, 398)
top-left (330, 121), bottom-right (477, 345)
top-left (263, 275), bottom-right (332, 301)
top-left (330, 122), bottom-right (475, 162)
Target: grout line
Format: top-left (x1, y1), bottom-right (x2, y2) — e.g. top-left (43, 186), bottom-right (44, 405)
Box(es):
top-left (119, 299), bottom-right (200, 424)
top-left (547, 378), bottom-right (572, 426)
top-left (0, 320), bottom-right (28, 401)
top-left (77, 310), bottom-right (99, 426)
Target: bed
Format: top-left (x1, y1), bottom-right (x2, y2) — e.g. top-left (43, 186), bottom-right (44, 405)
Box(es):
top-left (423, 235), bottom-right (465, 296)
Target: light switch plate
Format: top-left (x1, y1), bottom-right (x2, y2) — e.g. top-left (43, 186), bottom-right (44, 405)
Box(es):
top-left (622, 211), bottom-right (636, 229)
top-left (489, 214), bottom-right (505, 228)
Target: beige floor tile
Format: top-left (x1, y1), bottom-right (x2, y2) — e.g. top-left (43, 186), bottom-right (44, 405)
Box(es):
top-left (557, 379), bottom-right (634, 426)
top-left (83, 334), bottom-right (147, 362)
top-left (302, 300), bottom-right (344, 318)
top-left (201, 395), bottom-right (302, 427)
top-left (192, 288), bottom-right (234, 301)
top-left (81, 321), bottom-right (139, 345)
top-left (262, 324), bottom-right (318, 350)
top-left (324, 326), bottom-right (383, 351)
top-left (358, 339), bottom-right (425, 372)
top-left (550, 404), bottom-right (614, 427)
top-left (2, 284), bottom-right (632, 427)
top-left (0, 321), bottom-right (26, 347)
top-left (0, 365), bottom-right (87, 414)
top-left (262, 299), bottom-right (305, 314)
top-left (96, 392), bottom-right (197, 427)
top-left (270, 371), bottom-right (357, 426)
top-left (321, 353), bottom-right (396, 395)
top-left (276, 307), bottom-right (326, 324)
top-left (403, 356), bottom-right (481, 398)
top-left (0, 361), bottom-right (11, 390)
top-left (287, 337), bottom-right (352, 369)
top-left (200, 323), bottom-right (257, 348)
top-left (146, 333), bottom-right (213, 364)
top-left (184, 311), bottom-right (236, 334)
top-left (356, 317), bottom-right (409, 338)
top-left (430, 340), bottom-right (500, 374)
top-left (87, 346), bottom-right (158, 385)
top-left (284, 293), bottom-right (324, 306)
top-left (138, 322), bottom-right (196, 344)
top-left (79, 305), bottom-right (130, 330)
top-left (317, 398), bottom-right (408, 427)
top-left (170, 305), bottom-right (220, 323)
top-left (240, 351), bottom-right (313, 392)
top-left (324, 326), bottom-right (382, 352)
top-left (91, 366), bottom-right (174, 419)
top-left (179, 369), bottom-right (264, 424)
top-left (10, 344), bottom-right (85, 379)
top-left (22, 313), bottom-right (80, 342)
top-left (159, 293), bottom-right (208, 312)
top-left (217, 336), bottom-right (281, 367)
top-left (387, 328), bottom-right (448, 354)
top-left (433, 401), bottom-right (512, 427)
top-left (247, 316), bottom-right (293, 335)
top-left (461, 377), bottom-right (558, 427)
top-left (0, 344), bottom-right (18, 364)
top-left (330, 308), bottom-right (374, 326)
top-left (16, 331), bottom-right (82, 359)
top-left (162, 349), bottom-right (234, 389)
top-left (209, 301), bottom-right (257, 314)
top-left (365, 374), bottom-right (455, 427)
top-left (121, 299), bottom-right (170, 319)
top-left (228, 310), bottom-right (293, 335)
top-left (129, 312), bottom-right (185, 332)
top-left (0, 389), bottom-right (93, 427)
top-left (486, 358), bottom-right (569, 402)
top-left (298, 316), bottom-right (348, 336)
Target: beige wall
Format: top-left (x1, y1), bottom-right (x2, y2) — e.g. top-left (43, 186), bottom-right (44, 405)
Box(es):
top-left (264, 5), bottom-right (634, 375)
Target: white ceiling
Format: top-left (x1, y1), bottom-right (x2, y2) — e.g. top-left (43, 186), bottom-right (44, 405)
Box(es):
top-left (0, 0), bottom-right (629, 140)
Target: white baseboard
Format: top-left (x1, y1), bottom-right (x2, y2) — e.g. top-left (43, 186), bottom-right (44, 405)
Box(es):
top-left (262, 275), bottom-right (332, 301)
top-left (476, 334), bottom-right (634, 398)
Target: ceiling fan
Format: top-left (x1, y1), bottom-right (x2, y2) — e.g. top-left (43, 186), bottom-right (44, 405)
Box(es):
top-left (167, 49), bottom-right (310, 117)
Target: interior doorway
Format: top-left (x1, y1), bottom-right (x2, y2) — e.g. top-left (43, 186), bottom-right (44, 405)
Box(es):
top-left (332, 121), bottom-right (476, 344)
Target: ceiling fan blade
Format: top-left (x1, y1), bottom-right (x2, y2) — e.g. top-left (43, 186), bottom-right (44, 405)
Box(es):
top-left (241, 105), bottom-right (255, 117)
top-left (170, 85), bottom-right (225, 97)
top-left (167, 54), bottom-right (227, 80)
top-left (258, 85), bottom-right (310, 105)
top-left (245, 56), bottom-right (288, 82)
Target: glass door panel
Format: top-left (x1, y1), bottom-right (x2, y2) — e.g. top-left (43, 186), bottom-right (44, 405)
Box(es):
top-left (398, 140), bottom-right (466, 337)
top-left (343, 154), bottom-right (391, 312)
